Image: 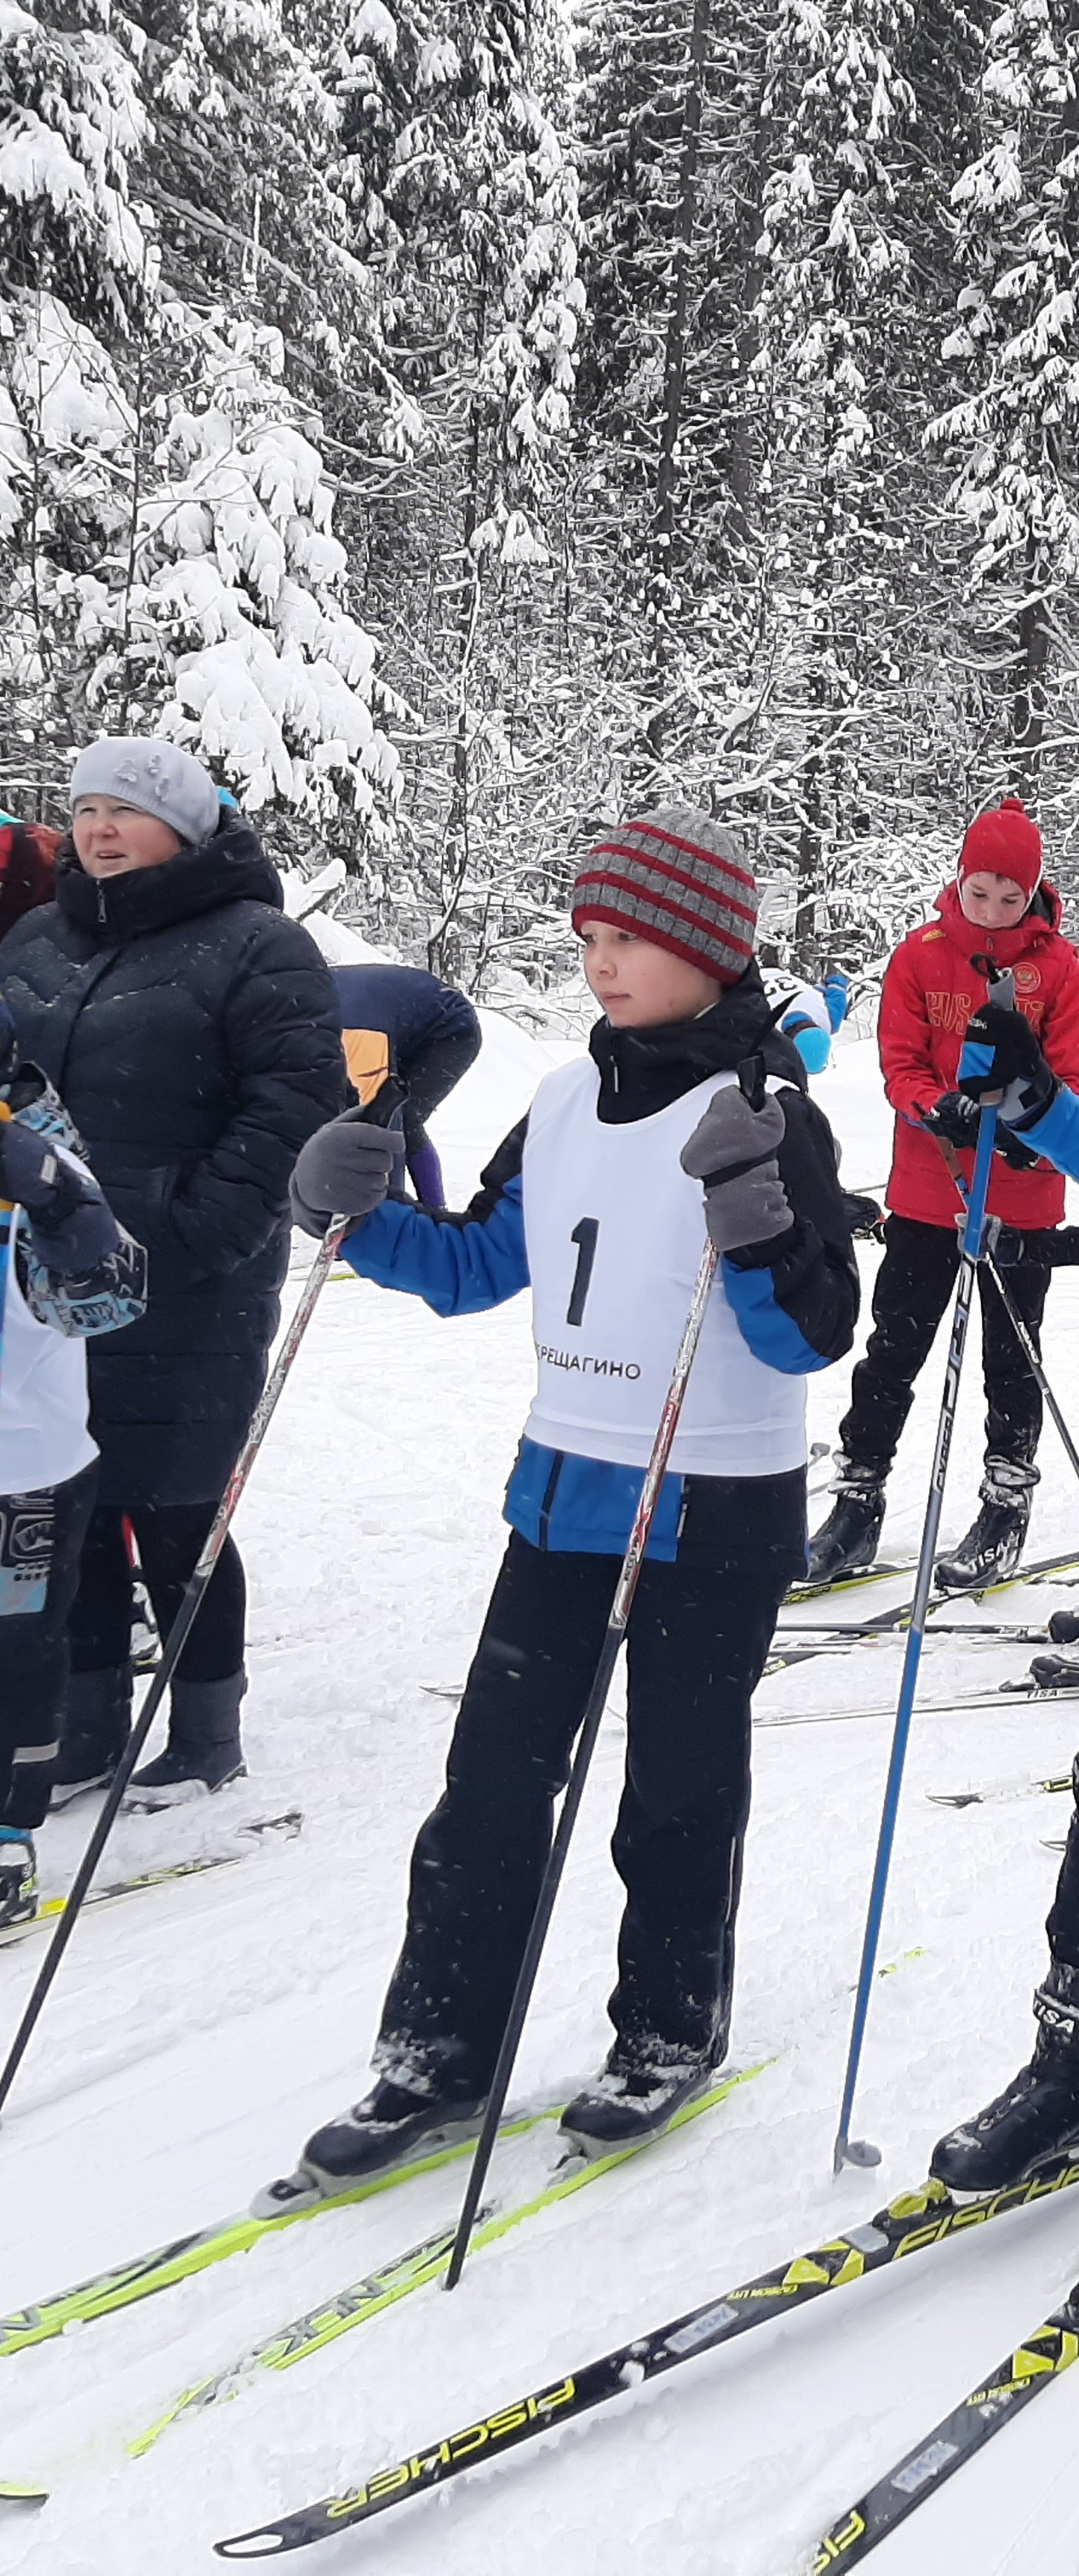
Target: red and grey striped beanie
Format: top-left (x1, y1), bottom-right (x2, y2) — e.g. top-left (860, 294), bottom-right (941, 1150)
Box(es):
top-left (571, 805), bottom-right (757, 986)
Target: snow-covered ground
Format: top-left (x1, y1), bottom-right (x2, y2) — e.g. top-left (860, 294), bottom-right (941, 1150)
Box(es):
top-left (7, 1023), bottom-right (1079, 2574)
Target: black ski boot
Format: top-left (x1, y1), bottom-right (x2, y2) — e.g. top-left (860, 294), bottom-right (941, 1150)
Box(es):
top-left (51, 1665), bottom-right (133, 1808)
top-left (253, 2078), bottom-right (489, 2216)
top-left (1029, 1645), bottom-right (1079, 1692)
top-left (803, 1461), bottom-right (886, 1588)
top-left (560, 2038), bottom-right (715, 2159)
top-left (125, 1670), bottom-right (247, 1810)
top-left (1030, 1609), bottom-right (1079, 1686)
top-left (931, 1964), bottom-right (1079, 2195)
top-left (0, 1829), bottom-right (37, 1933)
top-left (933, 1459), bottom-right (1033, 1595)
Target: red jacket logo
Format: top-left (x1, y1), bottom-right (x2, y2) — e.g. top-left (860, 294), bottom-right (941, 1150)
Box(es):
top-left (927, 982), bottom-right (1044, 1034)
top-left (926, 990), bottom-right (973, 1037)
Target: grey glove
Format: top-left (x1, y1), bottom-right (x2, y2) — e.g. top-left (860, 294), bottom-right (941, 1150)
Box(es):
top-left (680, 1084), bottom-right (794, 1256)
top-left (290, 1110), bottom-right (398, 1239)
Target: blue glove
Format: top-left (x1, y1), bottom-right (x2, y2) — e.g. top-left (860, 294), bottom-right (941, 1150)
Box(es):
top-left (0, 1118), bottom-right (119, 1274)
top-left (957, 1001), bottom-right (1058, 1130)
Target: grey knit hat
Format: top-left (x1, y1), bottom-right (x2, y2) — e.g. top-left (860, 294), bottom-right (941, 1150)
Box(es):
top-left (70, 738), bottom-right (221, 850)
top-left (571, 804), bottom-right (757, 985)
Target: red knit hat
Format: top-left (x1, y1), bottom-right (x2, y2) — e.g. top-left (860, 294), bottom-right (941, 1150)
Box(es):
top-left (959, 798), bottom-right (1042, 898)
top-left (571, 805), bottom-right (758, 986)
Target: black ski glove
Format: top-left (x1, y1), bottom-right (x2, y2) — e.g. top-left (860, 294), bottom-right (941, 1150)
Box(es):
top-left (843, 1192), bottom-right (885, 1242)
top-left (922, 1089), bottom-right (1041, 1170)
top-left (957, 1001), bottom-right (1059, 1130)
top-left (0, 1116), bottom-right (119, 1274)
top-left (979, 1216), bottom-right (1024, 1267)
top-left (981, 1220), bottom-right (1079, 1269)
top-left (680, 1084), bottom-right (794, 1256)
top-left (290, 1109), bottom-right (398, 1239)
top-left (920, 1090), bottom-right (979, 1150)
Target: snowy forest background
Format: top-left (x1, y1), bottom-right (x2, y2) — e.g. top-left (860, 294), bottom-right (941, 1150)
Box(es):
top-left (1, 0), bottom-right (1077, 1008)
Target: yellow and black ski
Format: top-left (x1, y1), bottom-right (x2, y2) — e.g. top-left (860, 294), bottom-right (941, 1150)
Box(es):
top-left (213, 2154), bottom-right (1079, 2560)
top-left (812, 2286), bottom-right (1079, 2567)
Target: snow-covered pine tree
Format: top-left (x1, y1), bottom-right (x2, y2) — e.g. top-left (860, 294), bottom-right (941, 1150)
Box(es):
top-left (326, 0), bottom-right (583, 975)
top-left (754, 0), bottom-right (918, 970)
top-left (927, 0), bottom-right (1079, 854)
top-left (74, 304), bottom-right (403, 859)
top-left (0, 0), bottom-right (150, 808)
top-left (575, 0), bottom-right (776, 812)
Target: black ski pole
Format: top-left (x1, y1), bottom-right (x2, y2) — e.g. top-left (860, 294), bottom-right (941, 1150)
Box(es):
top-left (0, 1083), bottom-right (405, 2125)
top-left (935, 1132), bottom-right (1079, 1488)
top-left (444, 1231), bottom-right (720, 2290)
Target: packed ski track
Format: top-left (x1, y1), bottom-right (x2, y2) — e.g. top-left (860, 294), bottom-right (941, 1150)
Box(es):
top-left (8, 1019), bottom-right (1079, 2576)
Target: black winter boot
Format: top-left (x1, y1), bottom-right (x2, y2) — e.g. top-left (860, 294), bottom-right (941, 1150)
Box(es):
top-left (560, 2038), bottom-right (715, 2158)
top-left (51, 1665), bottom-right (133, 1808)
top-left (933, 1458), bottom-right (1034, 1595)
top-left (125, 1670), bottom-right (247, 1810)
top-left (252, 2078), bottom-right (490, 2214)
top-left (931, 1963), bottom-right (1079, 2195)
top-left (0, 1829), bottom-right (38, 1933)
top-left (803, 1461), bottom-right (886, 1587)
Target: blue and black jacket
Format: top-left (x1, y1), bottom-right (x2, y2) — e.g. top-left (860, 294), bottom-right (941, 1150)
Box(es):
top-left (343, 963), bottom-right (859, 1557)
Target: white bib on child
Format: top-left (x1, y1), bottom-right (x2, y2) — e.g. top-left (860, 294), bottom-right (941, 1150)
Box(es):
top-left (0, 1210), bottom-right (97, 1495)
top-left (520, 1055), bottom-right (808, 1479)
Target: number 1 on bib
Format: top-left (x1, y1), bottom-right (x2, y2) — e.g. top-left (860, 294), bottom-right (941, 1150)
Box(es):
top-left (566, 1218), bottom-right (600, 1327)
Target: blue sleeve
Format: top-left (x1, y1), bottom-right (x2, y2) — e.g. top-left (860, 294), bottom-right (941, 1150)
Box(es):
top-left (824, 973), bottom-right (849, 1035)
top-left (1009, 1084), bottom-right (1079, 1184)
top-left (342, 1171), bottom-right (529, 1315)
top-left (720, 1253), bottom-right (835, 1375)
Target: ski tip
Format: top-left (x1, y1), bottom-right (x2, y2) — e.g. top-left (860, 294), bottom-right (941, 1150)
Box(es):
top-left (249, 2172), bottom-right (324, 2222)
top-left (0, 2482), bottom-right (48, 2510)
top-left (215, 2531), bottom-right (284, 2560)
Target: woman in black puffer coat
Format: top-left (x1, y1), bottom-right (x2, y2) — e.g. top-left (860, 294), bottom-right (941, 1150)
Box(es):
top-left (0, 739), bottom-right (343, 1803)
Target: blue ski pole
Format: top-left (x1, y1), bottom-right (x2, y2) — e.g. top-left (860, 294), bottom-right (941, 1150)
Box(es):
top-left (833, 1089), bottom-right (1001, 2174)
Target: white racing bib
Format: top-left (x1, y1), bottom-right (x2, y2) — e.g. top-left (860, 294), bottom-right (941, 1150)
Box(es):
top-left (520, 1056), bottom-right (808, 1479)
top-left (0, 1193), bottom-right (97, 1499)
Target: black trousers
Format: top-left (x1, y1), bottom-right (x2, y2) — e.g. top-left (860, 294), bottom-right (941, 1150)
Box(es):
top-left (67, 1502), bottom-right (246, 1684)
top-left (1, 1461), bottom-right (98, 1828)
top-left (376, 1477), bottom-right (806, 2095)
top-left (840, 1215), bottom-right (1052, 1475)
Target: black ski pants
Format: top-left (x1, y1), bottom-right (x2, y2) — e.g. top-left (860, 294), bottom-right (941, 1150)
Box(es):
top-left (840, 1214), bottom-right (1052, 1478)
top-left (1, 1461), bottom-right (98, 1828)
top-left (376, 1475), bottom-right (806, 2096)
top-left (67, 1502), bottom-right (246, 1684)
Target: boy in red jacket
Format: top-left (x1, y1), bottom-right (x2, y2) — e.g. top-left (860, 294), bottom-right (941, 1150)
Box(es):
top-left (809, 799), bottom-right (1079, 1590)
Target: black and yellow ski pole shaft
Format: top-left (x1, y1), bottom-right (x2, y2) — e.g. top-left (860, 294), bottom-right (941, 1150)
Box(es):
top-left (0, 1080), bottom-right (405, 2125)
top-left (812, 2282), bottom-right (1079, 2569)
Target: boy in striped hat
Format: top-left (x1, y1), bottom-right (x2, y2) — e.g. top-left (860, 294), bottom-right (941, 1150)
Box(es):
top-left (271, 807), bottom-right (858, 2194)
